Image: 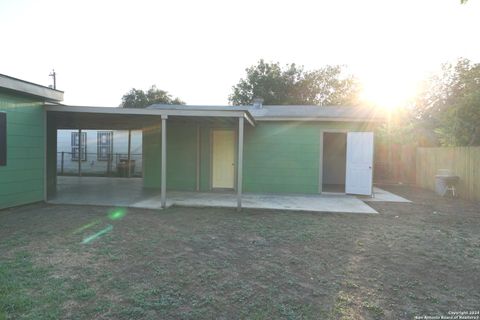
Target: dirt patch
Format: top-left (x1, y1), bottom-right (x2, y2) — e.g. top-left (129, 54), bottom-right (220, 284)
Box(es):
top-left (1, 188), bottom-right (479, 319)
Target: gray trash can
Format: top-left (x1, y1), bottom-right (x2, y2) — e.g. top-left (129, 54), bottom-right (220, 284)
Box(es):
top-left (435, 175), bottom-right (447, 196)
top-left (435, 169), bottom-right (460, 197)
top-left (435, 169), bottom-right (451, 196)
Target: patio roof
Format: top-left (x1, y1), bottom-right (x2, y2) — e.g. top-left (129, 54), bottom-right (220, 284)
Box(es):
top-left (148, 103), bottom-right (385, 122)
top-left (44, 104), bottom-right (256, 128)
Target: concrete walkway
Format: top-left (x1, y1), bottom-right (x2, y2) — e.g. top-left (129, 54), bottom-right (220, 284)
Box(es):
top-left (50, 176), bottom-right (379, 214)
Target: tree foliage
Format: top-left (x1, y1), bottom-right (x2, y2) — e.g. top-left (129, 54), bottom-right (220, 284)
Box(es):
top-left (229, 60), bottom-right (360, 106)
top-left (120, 85), bottom-right (185, 108)
top-left (415, 58), bottom-right (480, 146)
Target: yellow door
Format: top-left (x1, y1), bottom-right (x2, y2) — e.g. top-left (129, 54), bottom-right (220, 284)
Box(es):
top-left (212, 129), bottom-right (235, 189)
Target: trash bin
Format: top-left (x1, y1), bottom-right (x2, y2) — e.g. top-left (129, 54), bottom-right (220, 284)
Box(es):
top-left (435, 176), bottom-right (447, 195)
top-left (117, 159), bottom-right (135, 177)
top-left (435, 169), bottom-right (459, 197)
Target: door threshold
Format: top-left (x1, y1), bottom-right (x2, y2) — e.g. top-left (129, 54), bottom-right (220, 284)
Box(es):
top-left (321, 192), bottom-right (347, 196)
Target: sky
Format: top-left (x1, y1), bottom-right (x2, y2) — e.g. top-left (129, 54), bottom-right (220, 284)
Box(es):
top-left (0, 0), bottom-right (479, 108)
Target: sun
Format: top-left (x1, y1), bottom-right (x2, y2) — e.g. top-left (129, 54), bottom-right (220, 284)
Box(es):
top-left (358, 67), bottom-right (420, 111)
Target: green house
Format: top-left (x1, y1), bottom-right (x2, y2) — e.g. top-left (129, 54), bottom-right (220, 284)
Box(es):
top-left (0, 74), bottom-right (63, 209)
top-left (1, 74), bottom-right (383, 211)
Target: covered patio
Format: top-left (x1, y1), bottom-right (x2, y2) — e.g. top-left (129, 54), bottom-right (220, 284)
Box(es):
top-left (49, 176), bottom-right (379, 213)
top-left (46, 104), bottom-right (255, 210)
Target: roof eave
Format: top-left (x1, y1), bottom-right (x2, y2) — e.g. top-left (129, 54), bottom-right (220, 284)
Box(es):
top-left (44, 105), bottom-right (256, 126)
top-left (0, 74), bottom-right (64, 102)
top-left (254, 117), bottom-right (385, 122)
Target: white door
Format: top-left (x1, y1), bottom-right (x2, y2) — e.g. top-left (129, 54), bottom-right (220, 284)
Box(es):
top-left (212, 129), bottom-right (235, 189)
top-left (345, 132), bottom-right (374, 195)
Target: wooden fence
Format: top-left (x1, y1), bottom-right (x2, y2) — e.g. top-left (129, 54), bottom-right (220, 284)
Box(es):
top-left (416, 147), bottom-right (480, 201)
top-left (374, 143), bottom-right (416, 185)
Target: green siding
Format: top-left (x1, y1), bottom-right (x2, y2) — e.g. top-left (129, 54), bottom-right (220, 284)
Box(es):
top-left (243, 121), bottom-right (372, 194)
top-left (243, 122), bottom-right (319, 193)
top-left (0, 92), bottom-right (45, 209)
top-left (166, 123), bottom-right (197, 191)
top-left (142, 122), bottom-right (202, 191)
top-left (142, 124), bottom-right (162, 188)
top-left (199, 125), bottom-right (211, 191)
top-left (141, 118), bottom-right (374, 194)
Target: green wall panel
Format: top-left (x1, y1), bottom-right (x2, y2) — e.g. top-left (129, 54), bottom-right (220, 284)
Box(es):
top-left (0, 92), bottom-right (45, 209)
top-left (141, 118), bottom-right (374, 194)
top-left (243, 122), bottom-right (320, 194)
top-left (166, 123), bottom-right (197, 191)
top-left (142, 122), bottom-right (201, 191)
top-left (142, 124), bottom-right (162, 188)
top-left (199, 125), bottom-right (211, 192)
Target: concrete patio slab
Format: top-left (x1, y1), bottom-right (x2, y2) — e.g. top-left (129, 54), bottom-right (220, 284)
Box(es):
top-left (361, 187), bottom-right (411, 203)
top-left (167, 191), bottom-right (377, 214)
top-left (50, 176), bottom-right (378, 214)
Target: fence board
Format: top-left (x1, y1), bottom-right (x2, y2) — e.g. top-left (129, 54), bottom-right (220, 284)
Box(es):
top-left (416, 146), bottom-right (480, 201)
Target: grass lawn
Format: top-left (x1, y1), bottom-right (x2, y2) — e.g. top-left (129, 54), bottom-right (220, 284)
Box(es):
top-left (0, 186), bottom-right (479, 319)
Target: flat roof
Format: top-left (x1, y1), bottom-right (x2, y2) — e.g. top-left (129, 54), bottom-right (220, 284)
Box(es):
top-left (149, 104), bottom-right (385, 122)
top-left (248, 105), bottom-right (385, 122)
top-left (44, 104), bottom-right (256, 127)
top-left (45, 103), bottom-right (384, 129)
top-left (0, 74), bottom-right (64, 102)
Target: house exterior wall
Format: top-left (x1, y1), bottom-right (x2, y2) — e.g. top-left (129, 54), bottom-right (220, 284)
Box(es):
top-left (143, 124), bottom-right (162, 188)
top-left (243, 122), bottom-right (320, 193)
top-left (141, 119), bottom-right (375, 194)
top-left (56, 129), bottom-right (142, 175)
top-left (0, 91), bottom-right (45, 209)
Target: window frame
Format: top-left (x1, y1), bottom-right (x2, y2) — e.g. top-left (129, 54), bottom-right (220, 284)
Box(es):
top-left (97, 131), bottom-right (113, 161)
top-left (71, 131), bottom-right (87, 161)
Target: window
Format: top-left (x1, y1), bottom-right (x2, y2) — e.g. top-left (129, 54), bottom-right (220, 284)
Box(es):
top-left (97, 131), bottom-right (113, 161)
top-left (0, 112), bottom-right (6, 166)
top-left (71, 131), bottom-right (87, 161)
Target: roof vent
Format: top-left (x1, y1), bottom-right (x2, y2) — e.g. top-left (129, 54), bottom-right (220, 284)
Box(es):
top-left (252, 97), bottom-right (264, 109)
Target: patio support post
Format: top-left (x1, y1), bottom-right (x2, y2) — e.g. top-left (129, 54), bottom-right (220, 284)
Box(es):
top-left (78, 129), bottom-right (82, 177)
top-left (237, 117), bottom-right (244, 211)
top-left (161, 115), bottom-right (168, 208)
top-left (196, 124), bottom-right (200, 192)
top-left (61, 152), bottom-right (64, 175)
top-left (127, 129), bottom-right (132, 178)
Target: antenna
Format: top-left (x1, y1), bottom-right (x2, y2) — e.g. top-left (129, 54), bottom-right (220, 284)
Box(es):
top-left (49, 69), bottom-right (56, 89)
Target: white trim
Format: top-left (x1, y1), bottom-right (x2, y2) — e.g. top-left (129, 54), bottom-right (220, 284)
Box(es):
top-left (43, 110), bottom-right (47, 201)
top-left (161, 116), bottom-right (167, 208)
top-left (237, 117), bottom-right (244, 211)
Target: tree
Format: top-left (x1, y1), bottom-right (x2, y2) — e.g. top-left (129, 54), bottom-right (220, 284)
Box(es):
top-left (414, 58), bottom-right (480, 146)
top-left (120, 85), bottom-right (185, 108)
top-left (229, 60), bottom-right (360, 106)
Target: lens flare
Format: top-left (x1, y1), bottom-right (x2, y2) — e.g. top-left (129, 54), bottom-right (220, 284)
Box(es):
top-left (73, 219), bottom-right (101, 234)
top-left (82, 225), bottom-right (113, 244)
top-left (108, 208), bottom-right (127, 221)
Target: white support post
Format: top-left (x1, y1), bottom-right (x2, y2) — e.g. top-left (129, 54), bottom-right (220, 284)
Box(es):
top-left (78, 129), bottom-right (82, 177)
top-left (127, 129), bottom-right (132, 178)
top-left (237, 117), bottom-right (244, 211)
top-left (161, 116), bottom-right (168, 208)
top-left (196, 124), bottom-right (200, 192)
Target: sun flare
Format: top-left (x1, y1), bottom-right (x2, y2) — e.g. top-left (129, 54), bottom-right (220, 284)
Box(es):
top-left (358, 67), bottom-right (421, 111)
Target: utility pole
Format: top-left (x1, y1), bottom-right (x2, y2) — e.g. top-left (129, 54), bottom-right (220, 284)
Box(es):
top-left (49, 69), bottom-right (56, 89)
